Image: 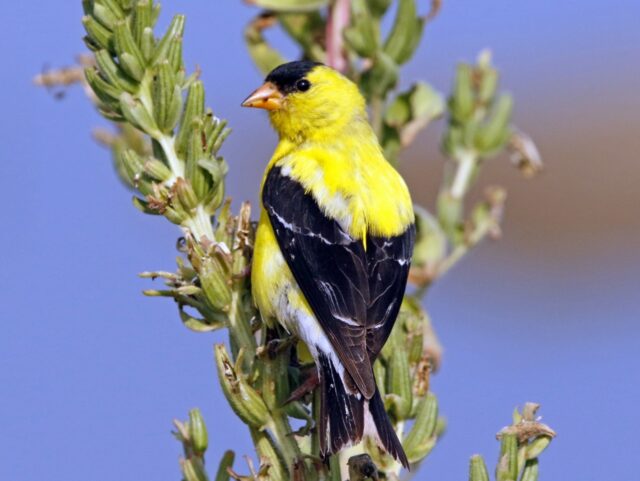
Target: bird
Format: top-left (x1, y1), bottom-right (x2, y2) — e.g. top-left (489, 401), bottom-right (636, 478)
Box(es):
top-left (242, 60), bottom-right (415, 468)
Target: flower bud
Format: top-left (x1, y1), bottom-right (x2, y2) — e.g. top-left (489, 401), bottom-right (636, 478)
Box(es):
top-left (188, 408), bottom-right (208, 455)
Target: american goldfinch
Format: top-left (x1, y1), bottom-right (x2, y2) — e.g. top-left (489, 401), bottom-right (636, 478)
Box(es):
top-left (242, 61), bottom-right (415, 468)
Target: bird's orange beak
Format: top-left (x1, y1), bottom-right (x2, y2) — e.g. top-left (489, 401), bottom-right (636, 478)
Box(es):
top-left (241, 82), bottom-right (284, 110)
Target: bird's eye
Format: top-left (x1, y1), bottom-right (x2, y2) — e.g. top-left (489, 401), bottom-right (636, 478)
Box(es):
top-left (296, 79), bottom-right (311, 92)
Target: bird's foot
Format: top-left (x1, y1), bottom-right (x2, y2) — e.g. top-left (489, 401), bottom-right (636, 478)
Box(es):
top-left (256, 334), bottom-right (297, 360)
top-left (285, 369), bottom-right (320, 404)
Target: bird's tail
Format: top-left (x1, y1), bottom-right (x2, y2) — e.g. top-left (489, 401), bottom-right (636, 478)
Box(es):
top-left (317, 353), bottom-right (409, 468)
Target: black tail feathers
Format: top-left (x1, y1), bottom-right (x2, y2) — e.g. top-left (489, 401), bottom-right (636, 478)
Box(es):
top-left (318, 353), bottom-right (409, 469)
top-left (369, 388), bottom-right (409, 468)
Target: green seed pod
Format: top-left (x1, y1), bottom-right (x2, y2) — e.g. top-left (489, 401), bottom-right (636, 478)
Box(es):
top-left (120, 52), bottom-right (144, 81)
top-left (188, 408), bottom-right (208, 455)
top-left (386, 348), bottom-right (412, 420)
top-left (113, 20), bottom-right (146, 70)
top-left (85, 67), bottom-right (120, 103)
top-left (437, 190), bottom-right (463, 238)
top-left (166, 85), bottom-right (184, 133)
top-left (82, 16), bottom-right (113, 52)
top-left (207, 119), bottom-right (231, 155)
top-left (373, 360), bottom-right (386, 398)
top-left (450, 64), bottom-right (475, 124)
top-left (132, 0), bottom-right (153, 44)
top-left (475, 94), bottom-right (513, 154)
top-left (385, 93), bottom-right (411, 128)
top-left (175, 178), bottom-right (199, 212)
top-left (199, 253), bottom-right (232, 311)
top-left (411, 205), bottom-right (447, 268)
top-left (119, 92), bottom-right (162, 138)
top-left (95, 49), bottom-right (137, 93)
top-left (164, 206), bottom-right (185, 225)
top-left (166, 34), bottom-right (184, 73)
top-left (252, 430), bottom-right (288, 481)
top-left (141, 157), bottom-right (171, 182)
top-left (92, 3), bottom-right (119, 30)
top-left (152, 14), bottom-right (185, 66)
top-left (525, 435), bottom-right (552, 460)
top-left (369, 0), bottom-right (393, 18)
top-left (185, 126), bottom-right (211, 201)
top-left (478, 67), bottom-right (498, 105)
top-left (101, 0), bottom-right (125, 20)
top-left (343, 0), bottom-right (379, 58)
top-left (179, 309), bottom-right (224, 333)
top-left (497, 434), bottom-right (518, 481)
top-left (469, 455), bottom-right (490, 481)
top-left (410, 82), bottom-right (445, 123)
top-left (383, 0), bottom-right (423, 64)
top-left (203, 178), bottom-right (226, 214)
top-left (152, 61), bottom-right (180, 133)
top-left (214, 345), bottom-right (271, 430)
top-left (361, 51), bottom-right (399, 99)
top-left (141, 27), bottom-right (155, 62)
top-left (176, 81), bottom-right (205, 156)
top-left (402, 393), bottom-right (438, 463)
top-left (214, 450), bottom-right (235, 481)
top-left (181, 458), bottom-right (208, 481)
top-left (520, 459), bottom-right (539, 481)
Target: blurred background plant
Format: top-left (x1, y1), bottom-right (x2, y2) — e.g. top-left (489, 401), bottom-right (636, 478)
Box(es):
top-left (32, 0), bottom-right (556, 479)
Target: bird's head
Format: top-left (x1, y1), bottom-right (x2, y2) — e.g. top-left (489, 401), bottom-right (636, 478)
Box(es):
top-left (242, 61), bottom-right (367, 141)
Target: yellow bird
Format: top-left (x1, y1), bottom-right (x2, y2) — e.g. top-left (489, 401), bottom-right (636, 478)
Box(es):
top-left (242, 61), bottom-right (414, 468)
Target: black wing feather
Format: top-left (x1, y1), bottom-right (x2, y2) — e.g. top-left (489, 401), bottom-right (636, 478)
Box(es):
top-left (263, 166), bottom-right (414, 398)
top-left (365, 229), bottom-right (415, 359)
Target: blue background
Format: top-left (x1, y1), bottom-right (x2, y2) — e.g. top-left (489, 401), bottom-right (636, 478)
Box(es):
top-left (1, 1), bottom-right (638, 480)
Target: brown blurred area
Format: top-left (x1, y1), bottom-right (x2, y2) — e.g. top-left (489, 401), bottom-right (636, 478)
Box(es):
top-left (400, 71), bottom-right (640, 266)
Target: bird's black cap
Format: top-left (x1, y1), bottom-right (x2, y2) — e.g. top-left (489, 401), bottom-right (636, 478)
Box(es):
top-left (265, 60), bottom-right (323, 94)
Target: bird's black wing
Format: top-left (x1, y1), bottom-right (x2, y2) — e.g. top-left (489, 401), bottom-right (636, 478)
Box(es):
top-left (263, 166), bottom-right (376, 398)
top-left (263, 166), bottom-right (416, 398)
top-left (365, 227), bottom-right (415, 360)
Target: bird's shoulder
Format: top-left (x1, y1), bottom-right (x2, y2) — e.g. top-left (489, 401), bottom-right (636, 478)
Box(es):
top-left (264, 142), bottom-right (413, 239)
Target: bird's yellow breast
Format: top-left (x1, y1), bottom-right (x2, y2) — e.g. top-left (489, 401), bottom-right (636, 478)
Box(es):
top-left (262, 128), bottom-right (414, 240)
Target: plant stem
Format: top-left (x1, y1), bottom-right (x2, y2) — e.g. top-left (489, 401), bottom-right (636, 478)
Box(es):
top-left (370, 95), bottom-right (384, 139)
top-left (158, 134), bottom-right (185, 181)
top-left (450, 149), bottom-right (477, 199)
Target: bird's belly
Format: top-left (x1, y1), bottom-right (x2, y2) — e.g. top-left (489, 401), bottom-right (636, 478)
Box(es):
top-left (252, 212), bottom-right (334, 358)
